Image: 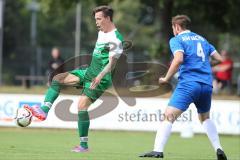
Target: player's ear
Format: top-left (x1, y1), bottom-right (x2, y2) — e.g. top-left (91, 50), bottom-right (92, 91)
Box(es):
top-left (176, 24), bottom-right (180, 31)
top-left (106, 16), bottom-right (111, 21)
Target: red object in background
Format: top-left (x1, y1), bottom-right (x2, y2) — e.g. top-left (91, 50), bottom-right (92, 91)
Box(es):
top-left (215, 59), bottom-right (233, 81)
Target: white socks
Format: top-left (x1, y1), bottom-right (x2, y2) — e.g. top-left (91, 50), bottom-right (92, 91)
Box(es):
top-left (202, 119), bottom-right (222, 151)
top-left (153, 121), bottom-right (173, 152)
top-left (153, 119), bottom-right (222, 153)
top-left (44, 102), bottom-right (52, 109)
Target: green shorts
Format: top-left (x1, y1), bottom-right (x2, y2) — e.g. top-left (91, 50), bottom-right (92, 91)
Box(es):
top-left (69, 69), bottom-right (112, 102)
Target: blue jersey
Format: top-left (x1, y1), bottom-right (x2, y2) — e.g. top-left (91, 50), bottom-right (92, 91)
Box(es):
top-left (169, 30), bottom-right (216, 86)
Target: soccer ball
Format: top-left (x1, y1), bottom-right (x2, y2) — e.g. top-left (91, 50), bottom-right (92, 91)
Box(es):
top-left (15, 107), bottom-right (32, 127)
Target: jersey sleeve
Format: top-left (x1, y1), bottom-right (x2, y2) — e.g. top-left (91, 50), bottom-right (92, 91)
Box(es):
top-left (208, 44), bottom-right (217, 56)
top-left (169, 37), bottom-right (184, 55)
top-left (109, 38), bottom-right (123, 59)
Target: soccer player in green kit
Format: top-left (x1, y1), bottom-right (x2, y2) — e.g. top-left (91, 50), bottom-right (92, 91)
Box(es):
top-left (25, 5), bottom-right (123, 152)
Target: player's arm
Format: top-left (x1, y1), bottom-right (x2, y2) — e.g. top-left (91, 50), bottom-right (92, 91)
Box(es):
top-left (209, 43), bottom-right (224, 66)
top-left (159, 51), bottom-right (183, 84)
top-left (213, 63), bottom-right (232, 72)
top-left (90, 35), bottom-right (123, 89)
top-left (90, 56), bottom-right (118, 89)
top-left (212, 52), bottom-right (232, 72)
top-left (211, 51), bottom-right (227, 72)
top-left (211, 51), bottom-right (224, 63)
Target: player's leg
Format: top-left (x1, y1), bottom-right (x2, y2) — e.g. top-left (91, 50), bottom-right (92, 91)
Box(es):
top-left (78, 95), bottom-right (92, 149)
top-left (196, 84), bottom-right (227, 160)
top-left (25, 72), bottom-right (80, 120)
top-left (153, 107), bottom-right (182, 152)
top-left (42, 72), bottom-right (80, 111)
top-left (199, 112), bottom-right (227, 160)
top-left (140, 107), bottom-right (183, 158)
top-left (140, 82), bottom-right (195, 158)
top-left (72, 95), bottom-right (92, 152)
top-left (199, 112), bottom-right (222, 150)
top-left (72, 82), bottom-right (107, 152)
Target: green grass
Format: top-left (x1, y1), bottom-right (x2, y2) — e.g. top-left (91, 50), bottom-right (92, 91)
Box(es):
top-left (0, 127), bottom-right (239, 160)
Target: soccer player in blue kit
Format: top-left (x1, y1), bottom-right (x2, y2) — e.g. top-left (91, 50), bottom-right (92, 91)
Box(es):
top-left (139, 15), bottom-right (227, 160)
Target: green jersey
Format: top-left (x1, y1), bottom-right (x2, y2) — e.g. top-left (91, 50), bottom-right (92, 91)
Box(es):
top-left (85, 29), bottom-right (123, 82)
top-left (69, 29), bottom-right (123, 101)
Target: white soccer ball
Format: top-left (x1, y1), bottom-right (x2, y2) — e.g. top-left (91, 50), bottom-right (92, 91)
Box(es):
top-left (15, 107), bottom-right (32, 127)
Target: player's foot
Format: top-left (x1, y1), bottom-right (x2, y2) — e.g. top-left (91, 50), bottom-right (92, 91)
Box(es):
top-left (24, 105), bottom-right (47, 121)
top-left (71, 146), bottom-right (89, 153)
top-left (216, 148), bottom-right (227, 160)
top-left (139, 151), bottom-right (164, 158)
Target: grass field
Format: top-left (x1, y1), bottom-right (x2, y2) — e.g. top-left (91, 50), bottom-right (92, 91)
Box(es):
top-left (0, 127), bottom-right (239, 160)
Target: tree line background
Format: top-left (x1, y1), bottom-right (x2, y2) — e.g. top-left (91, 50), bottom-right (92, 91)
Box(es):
top-left (3, 0), bottom-right (240, 85)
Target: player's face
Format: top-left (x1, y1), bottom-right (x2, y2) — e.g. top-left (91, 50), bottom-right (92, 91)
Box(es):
top-left (172, 24), bottom-right (178, 36)
top-left (95, 11), bottom-right (110, 32)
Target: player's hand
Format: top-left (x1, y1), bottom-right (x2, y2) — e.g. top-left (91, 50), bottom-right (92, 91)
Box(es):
top-left (90, 77), bottom-right (101, 89)
top-left (212, 66), bottom-right (220, 72)
top-left (159, 77), bottom-right (168, 84)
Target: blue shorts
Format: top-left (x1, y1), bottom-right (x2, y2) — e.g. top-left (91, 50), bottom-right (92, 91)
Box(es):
top-left (168, 82), bottom-right (212, 113)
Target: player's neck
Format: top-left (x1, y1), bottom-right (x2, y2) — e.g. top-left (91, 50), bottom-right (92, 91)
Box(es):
top-left (177, 29), bottom-right (190, 35)
top-left (103, 23), bottom-right (116, 33)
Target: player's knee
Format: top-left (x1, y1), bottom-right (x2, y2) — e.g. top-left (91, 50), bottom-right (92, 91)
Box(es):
top-left (78, 96), bottom-right (91, 111)
top-left (198, 114), bottom-right (210, 123)
top-left (78, 106), bottom-right (88, 111)
top-left (52, 72), bottom-right (67, 83)
top-left (52, 74), bottom-right (61, 83)
top-left (164, 112), bottom-right (176, 123)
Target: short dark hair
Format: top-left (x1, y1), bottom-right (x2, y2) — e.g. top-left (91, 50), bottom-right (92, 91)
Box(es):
top-left (92, 5), bottom-right (114, 21)
top-left (172, 15), bottom-right (191, 29)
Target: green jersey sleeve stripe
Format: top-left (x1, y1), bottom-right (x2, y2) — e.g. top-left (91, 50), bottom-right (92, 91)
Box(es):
top-left (115, 30), bottom-right (124, 42)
